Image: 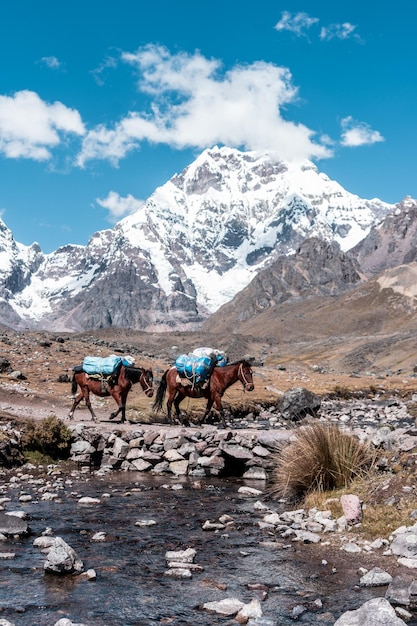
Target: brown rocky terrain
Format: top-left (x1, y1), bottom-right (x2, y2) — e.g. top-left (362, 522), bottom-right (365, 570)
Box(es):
top-left (0, 320), bottom-right (416, 428)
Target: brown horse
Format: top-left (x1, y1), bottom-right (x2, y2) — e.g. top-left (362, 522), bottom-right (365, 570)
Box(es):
top-left (152, 359), bottom-right (254, 428)
top-left (69, 364), bottom-right (154, 423)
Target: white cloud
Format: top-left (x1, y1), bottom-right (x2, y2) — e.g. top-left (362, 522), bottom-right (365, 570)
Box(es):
top-left (274, 12), bottom-right (361, 43)
top-left (96, 191), bottom-right (144, 222)
top-left (0, 90), bottom-right (85, 161)
top-left (77, 45), bottom-right (332, 167)
top-left (39, 56), bottom-right (62, 70)
top-left (320, 23), bottom-right (360, 41)
top-left (91, 55), bottom-right (118, 86)
top-left (340, 116), bottom-right (384, 147)
top-left (274, 11), bottom-right (319, 37)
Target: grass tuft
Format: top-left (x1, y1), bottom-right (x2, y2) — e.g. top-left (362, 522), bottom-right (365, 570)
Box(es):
top-left (269, 419), bottom-right (376, 502)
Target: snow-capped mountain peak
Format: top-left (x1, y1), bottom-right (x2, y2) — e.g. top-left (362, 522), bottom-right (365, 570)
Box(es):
top-left (0, 147), bottom-right (395, 331)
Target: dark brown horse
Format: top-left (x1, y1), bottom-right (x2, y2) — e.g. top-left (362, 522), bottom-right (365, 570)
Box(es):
top-left (152, 360), bottom-right (254, 428)
top-left (69, 364), bottom-right (154, 423)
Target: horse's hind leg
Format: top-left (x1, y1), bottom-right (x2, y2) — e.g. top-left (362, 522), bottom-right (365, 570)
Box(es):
top-left (166, 389), bottom-right (180, 425)
top-left (204, 395), bottom-right (226, 428)
top-left (68, 390), bottom-right (96, 421)
top-left (68, 393), bottom-right (82, 420)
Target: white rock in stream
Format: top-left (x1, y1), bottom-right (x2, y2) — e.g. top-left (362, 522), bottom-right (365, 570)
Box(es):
top-left (236, 597), bottom-right (263, 621)
top-left (77, 496), bottom-right (101, 505)
top-left (165, 547), bottom-right (196, 564)
top-left (238, 486), bottom-right (263, 496)
top-left (203, 597), bottom-right (245, 616)
top-left (44, 537), bottom-right (84, 575)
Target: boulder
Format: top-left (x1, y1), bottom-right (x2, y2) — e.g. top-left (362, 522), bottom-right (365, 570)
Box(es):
top-left (44, 537), bottom-right (84, 575)
top-left (334, 597), bottom-right (406, 625)
top-left (279, 387), bottom-right (321, 421)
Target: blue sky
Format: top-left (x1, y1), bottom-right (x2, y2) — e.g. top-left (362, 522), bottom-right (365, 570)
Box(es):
top-left (1, 0), bottom-right (416, 253)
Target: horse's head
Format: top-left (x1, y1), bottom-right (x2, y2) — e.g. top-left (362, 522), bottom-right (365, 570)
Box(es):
top-left (239, 361), bottom-right (254, 391)
top-left (141, 368), bottom-right (154, 397)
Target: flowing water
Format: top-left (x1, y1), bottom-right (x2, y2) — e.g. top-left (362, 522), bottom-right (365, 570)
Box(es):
top-left (0, 470), bottom-right (410, 625)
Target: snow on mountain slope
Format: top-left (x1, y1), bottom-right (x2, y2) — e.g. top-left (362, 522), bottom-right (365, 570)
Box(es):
top-left (0, 146), bottom-right (394, 331)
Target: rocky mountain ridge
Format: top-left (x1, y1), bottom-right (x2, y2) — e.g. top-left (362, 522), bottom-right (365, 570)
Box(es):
top-left (0, 145), bottom-right (408, 333)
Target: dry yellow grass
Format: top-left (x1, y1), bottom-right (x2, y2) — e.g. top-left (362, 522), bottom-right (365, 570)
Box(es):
top-left (268, 420), bottom-right (376, 501)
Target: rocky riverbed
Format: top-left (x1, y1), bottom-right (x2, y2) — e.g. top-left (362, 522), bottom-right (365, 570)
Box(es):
top-left (1, 390), bottom-right (417, 625)
top-left (2, 326), bottom-right (417, 624)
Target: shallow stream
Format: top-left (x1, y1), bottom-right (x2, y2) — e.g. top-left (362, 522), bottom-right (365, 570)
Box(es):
top-left (0, 471), bottom-right (412, 625)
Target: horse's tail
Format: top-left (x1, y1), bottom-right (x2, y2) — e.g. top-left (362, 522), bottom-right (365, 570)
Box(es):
top-left (71, 374), bottom-right (78, 396)
top-left (153, 371), bottom-right (168, 412)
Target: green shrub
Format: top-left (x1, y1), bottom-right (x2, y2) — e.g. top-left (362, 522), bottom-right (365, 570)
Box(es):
top-left (22, 415), bottom-right (71, 460)
top-left (269, 420), bottom-right (376, 502)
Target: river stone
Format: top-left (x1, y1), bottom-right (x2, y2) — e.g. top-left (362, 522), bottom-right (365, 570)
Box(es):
top-left (203, 597), bottom-right (245, 616)
top-left (112, 437), bottom-right (129, 459)
top-left (334, 597), bottom-right (407, 625)
top-left (70, 441), bottom-right (95, 455)
top-left (198, 455), bottom-right (225, 470)
top-left (391, 526), bottom-right (417, 557)
top-left (44, 537), bottom-right (84, 575)
top-left (33, 536), bottom-right (56, 550)
top-left (360, 567), bottom-right (393, 587)
top-left (125, 448), bottom-right (142, 461)
top-left (386, 575), bottom-right (417, 607)
top-left (152, 461), bottom-right (170, 474)
top-left (163, 448), bottom-right (184, 462)
top-left (243, 467), bottom-right (267, 480)
top-left (78, 496), bottom-right (101, 505)
top-left (165, 547), bottom-right (195, 564)
top-left (130, 458), bottom-right (152, 471)
top-left (220, 443), bottom-right (253, 461)
top-left (164, 567), bottom-right (192, 578)
top-left (169, 460), bottom-right (189, 475)
top-left (238, 486), bottom-right (263, 496)
top-left (236, 597), bottom-right (263, 621)
top-left (293, 530), bottom-right (321, 544)
top-left (0, 512), bottom-right (28, 535)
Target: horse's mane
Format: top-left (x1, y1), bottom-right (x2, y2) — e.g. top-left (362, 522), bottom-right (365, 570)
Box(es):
top-left (124, 365), bottom-right (143, 372)
top-left (221, 358), bottom-right (252, 367)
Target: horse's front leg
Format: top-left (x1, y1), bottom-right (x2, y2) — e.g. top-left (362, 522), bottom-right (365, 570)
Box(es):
top-left (202, 397), bottom-right (214, 425)
top-left (118, 391), bottom-right (129, 423)
top-left (109, 389), bottom-right (123, 421)
top-left (212, 393), bottom-right (226, 429)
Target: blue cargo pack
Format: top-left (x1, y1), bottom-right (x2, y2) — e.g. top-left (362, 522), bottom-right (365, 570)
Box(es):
top-left (83, 355), bottom-right (122, 375)
top-left (175, 353), bottom-right (214, 383)
top-left (175, 347), bottom-right (228, 384)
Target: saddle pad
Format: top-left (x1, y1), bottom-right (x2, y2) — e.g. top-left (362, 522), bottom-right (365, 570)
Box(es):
top-left (175, 374), bottom-right (209, 389)
top-left (176, 374), bottom-right (193, 387)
